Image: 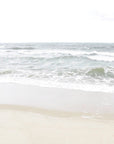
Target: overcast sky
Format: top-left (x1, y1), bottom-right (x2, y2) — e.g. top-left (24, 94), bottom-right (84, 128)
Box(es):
top-left (0, 0), bottom-right (114, 43)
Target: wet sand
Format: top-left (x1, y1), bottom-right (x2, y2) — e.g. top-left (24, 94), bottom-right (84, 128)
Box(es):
top-left (0, 83), bottom-right (114, 115)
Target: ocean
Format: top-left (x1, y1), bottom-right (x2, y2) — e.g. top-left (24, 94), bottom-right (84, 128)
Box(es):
top-left (0, 43), bottom-right (114, 93)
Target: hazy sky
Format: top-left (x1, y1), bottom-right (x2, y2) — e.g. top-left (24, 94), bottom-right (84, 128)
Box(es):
top-left (0, 0), bottom-right (114, 43)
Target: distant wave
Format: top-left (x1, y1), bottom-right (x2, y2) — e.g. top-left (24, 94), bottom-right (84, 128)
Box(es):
top-left (87, 55), bottom-right (114, 62)
top-left (5, 49), bottom-right (114, 56)
top-left (0, 49), bottom-right (114, 60)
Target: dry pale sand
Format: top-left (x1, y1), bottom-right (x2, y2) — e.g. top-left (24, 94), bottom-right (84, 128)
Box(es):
top-left (0, 105), bottom-right (114, 144)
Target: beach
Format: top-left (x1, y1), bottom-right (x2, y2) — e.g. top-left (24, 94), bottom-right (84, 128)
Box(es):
top-left (0, 83), bottom-right (114, 116)
top-left (0, 83), bottom-right (114, 144)
top-left (0, 43), bottom-right (114, 143)
top-left (0, 106), bottom-right (114, 144)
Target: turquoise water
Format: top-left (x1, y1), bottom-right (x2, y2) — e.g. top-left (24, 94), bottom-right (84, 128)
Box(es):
top-left (0, 43), bottom-right (114, 92)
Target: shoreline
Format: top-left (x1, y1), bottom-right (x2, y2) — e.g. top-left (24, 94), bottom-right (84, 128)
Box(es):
top-left (0, 82), bottom-right (114, 116)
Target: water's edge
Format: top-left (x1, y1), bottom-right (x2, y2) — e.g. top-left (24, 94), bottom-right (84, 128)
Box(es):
top-left (0, 83), bottom-right (114, 119)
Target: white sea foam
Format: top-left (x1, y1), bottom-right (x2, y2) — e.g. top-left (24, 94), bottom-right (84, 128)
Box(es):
top-left (0, 49), bottom-right (114, 59)
top-left (0, 45), bottom-right (5, 48)
top-left (0, 76), bottom-right (114, 93)
top-left (0, 43), bottom-right (114, 93)
top-left (88, 55), bottom-right (114, 62)
top-left (14, 50), bottom-right (114, 57)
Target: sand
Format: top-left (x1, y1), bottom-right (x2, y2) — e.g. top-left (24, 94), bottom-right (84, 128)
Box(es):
top-left (0, 83), bottom-right (114, 115)
top-left (0, 105), bottom-right (114, 144)
top-left (0, 83), bottom-right (114, 144)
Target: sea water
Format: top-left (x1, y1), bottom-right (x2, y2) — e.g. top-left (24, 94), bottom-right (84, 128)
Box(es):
top-left (0, 43), bottom-right (114, 93)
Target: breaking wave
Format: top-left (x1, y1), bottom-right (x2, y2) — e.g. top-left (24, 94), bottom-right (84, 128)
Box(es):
top-left (0, 43), bottom-right (114, 92)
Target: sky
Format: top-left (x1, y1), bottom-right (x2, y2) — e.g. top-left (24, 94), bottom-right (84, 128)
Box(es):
top-left (0, 0), bottom-right (114, 43)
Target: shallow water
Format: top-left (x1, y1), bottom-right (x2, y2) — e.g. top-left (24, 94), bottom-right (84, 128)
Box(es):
top-left (0, 43), bottom-right (114, 92)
